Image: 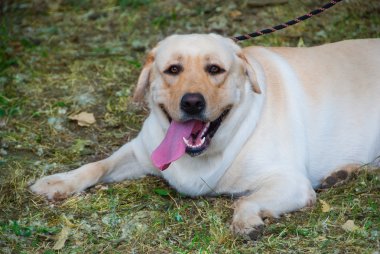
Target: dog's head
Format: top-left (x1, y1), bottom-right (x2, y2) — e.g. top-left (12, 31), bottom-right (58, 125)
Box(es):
top-left (133, 34), bottom-right (261, 167)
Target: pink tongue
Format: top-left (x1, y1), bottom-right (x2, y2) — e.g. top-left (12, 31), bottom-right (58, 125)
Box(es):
top-left (151, 120), bottom-right (196, 170)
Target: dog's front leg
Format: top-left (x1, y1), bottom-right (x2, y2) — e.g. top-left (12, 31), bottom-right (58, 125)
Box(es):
top-left (30, 138), bottom-right (156, 200)
top-left (231, 174), bottom-right (316, 238)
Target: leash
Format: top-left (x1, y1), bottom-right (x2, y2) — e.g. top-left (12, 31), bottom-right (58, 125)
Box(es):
top-left (232, 0), bottom-right (343, 42)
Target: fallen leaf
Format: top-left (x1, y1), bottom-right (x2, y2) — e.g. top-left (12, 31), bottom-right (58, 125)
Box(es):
top-left (342, 220), bottom-right (359, 232)
top-left (53, 226), bottom-right (70, 250)
top-left (69, 112), bottom-right (96, 126)
top-left (229, 10), bottom-right (242, 19)
top-left (319, 199), bottom-right (331, 213)
top-left (154, 188), bottom-right (170, 196)
top-left (297, 37), bottom-right (305, 48)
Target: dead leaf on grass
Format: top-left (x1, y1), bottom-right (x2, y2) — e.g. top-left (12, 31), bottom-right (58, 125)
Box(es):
top-left (229, 10), bottom-right (242, 19)
top-left (319, 199), bottom-right (331, 213)
top-left (69, 112), bottom-right (96, 126)
top-left (341, 220), bottom-right (359, 232)
top-left (53, 226), bottom-right (70, 250)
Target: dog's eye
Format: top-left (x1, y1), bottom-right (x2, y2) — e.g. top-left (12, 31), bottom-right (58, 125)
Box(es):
top-left (164, 65), bottom-right (183, 75)
top-left (206, 65), bottom-right (225, 75)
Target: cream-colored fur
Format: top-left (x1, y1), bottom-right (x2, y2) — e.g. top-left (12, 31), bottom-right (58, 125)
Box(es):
top-left (30, 34), bottom-right (380, 235)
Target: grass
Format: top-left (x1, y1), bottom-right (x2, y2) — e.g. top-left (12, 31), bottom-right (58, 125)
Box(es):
top-left (1, 0), bottom-right (379, 253)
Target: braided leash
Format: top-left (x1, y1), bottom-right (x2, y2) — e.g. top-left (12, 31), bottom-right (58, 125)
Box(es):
top-left (232, 0), bottom-right (343, 42)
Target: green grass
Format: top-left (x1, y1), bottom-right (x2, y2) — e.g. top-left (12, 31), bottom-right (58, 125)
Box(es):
top-left (1, 0), bottom-right (379, 253)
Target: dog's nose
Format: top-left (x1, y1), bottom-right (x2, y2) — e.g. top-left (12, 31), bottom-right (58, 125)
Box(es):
top-left (180, 93), bottom-right (206, 115)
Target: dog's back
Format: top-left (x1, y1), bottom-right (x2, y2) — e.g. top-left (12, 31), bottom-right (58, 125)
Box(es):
top-left (244, 39), bottom-right (380, 186)
top-left (283, 39), bottom-right (380, 176)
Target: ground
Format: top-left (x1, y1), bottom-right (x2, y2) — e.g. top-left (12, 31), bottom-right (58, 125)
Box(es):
top-left (1, 0), bottom-right (379, 253)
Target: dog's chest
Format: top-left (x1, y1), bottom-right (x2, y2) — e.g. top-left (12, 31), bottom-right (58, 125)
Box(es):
top-left (162, 172), bottom-right (213, 196)
top-left (161, 156), bottom-right (225, 196)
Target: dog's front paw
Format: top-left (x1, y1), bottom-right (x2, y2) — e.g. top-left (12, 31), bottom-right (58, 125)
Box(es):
top-left (30, 173), bottom-right (77, 200)
top-left (230, 202), bottom-right (265, 240)
top-left (231, 214), bottom-right (265, 240)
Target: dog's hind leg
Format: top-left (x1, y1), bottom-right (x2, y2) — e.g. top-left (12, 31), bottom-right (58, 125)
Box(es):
top-left (319, 163), bottom-right (361, 189)
top-left (30, 138), bottom-right (155, 200)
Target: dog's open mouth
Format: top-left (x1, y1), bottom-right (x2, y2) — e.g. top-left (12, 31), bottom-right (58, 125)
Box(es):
top-left (183, 110), bottom-right (229, 157)
top-left (151, 108), bottom-right (230, 170)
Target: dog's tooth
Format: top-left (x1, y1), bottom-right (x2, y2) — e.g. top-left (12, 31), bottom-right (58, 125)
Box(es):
top-left (201, 122), bottom-right (210, 137)
top-left (183, 137), bottom-right (191, 147)
top-left (184, 135), bottom-right (206, 149)
top-left (204, 122), bottom-right (210, 132)
top-left (191, 137), bottom-right (205, 148)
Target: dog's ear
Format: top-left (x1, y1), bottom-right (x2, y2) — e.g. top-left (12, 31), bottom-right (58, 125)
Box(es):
top-left (237, 53), bottom-right (261, 94)
top-left (209, 35), bottom-right (261, 94)
top-left (132, 51), bottom-right (155, 103)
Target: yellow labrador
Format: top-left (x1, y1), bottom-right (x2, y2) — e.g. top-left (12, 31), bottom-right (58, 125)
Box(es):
top-left (31, 34), bottom-right (380, 236)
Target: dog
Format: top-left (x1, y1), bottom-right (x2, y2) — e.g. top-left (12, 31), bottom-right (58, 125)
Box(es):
top-left (30, 34), bottom-right (380, 236)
